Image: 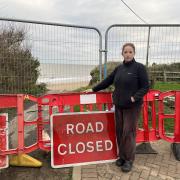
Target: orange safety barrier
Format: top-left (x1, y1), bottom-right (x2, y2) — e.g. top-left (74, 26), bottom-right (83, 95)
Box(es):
top-left (158, 91), bottom-right (180, 143)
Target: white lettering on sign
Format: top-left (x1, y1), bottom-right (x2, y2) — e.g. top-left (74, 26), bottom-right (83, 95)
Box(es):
top-left (96, 141), bottom-right (103, 151)
top-left (105, 140), bottom-right (113, 151)
top-left (57, 140), bottom-right (113, 155)
top-left (80, 94), bottom-right (96, 104)
top-left (69, 143), bottom-right (75, 154)
top-left (66, 122), bottom-right (104, 134)
top-left (86, 123), bottom-right (94, 133)
top-left (76, 123), bottom-right (86, 134)
top-left (58, 144), bottom-right (67, 155)
top-left (87, 141), bottom-right (94, 152)
top-left (66, 124), bottom-right (74, 134)
top-left (96, 122), bottom-right (103, 132)
top-left (76, 142), bottom-right (86, 153)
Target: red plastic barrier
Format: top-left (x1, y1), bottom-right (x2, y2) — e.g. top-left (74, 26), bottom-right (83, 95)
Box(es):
top-left (158, 91), bottom-right (180, 143)
top-left (0, 95), bottom-right (17, 108)
top-left (136, 90), bottom-right (161, 143)
top-left (0, 90), bottom-right (179, 160)
top-left (37, 92), bottom-right (113, 151)
top-left (0, 114), bottom-right (9, 169)
top-left (0, 94), bottom-right (39, 156)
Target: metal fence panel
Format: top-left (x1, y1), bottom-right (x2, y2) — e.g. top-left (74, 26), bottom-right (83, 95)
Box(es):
top-left (0, 18), bottom-right (102, 95)
top-left (1, 20), bottom-right (180, 96)
top-left (105, 25), bottom-right (180, 82)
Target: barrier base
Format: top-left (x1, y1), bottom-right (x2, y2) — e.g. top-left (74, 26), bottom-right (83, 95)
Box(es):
top-left (171, 143), bottom-right (180, 161)
top-left (136, 142), bottom-right (158, 154)
top-left (9, 154), bottom-right (42, 167)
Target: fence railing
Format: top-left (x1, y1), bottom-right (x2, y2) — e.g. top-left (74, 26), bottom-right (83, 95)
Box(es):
top-left (149, 71), bottom-right (180, 82)
top-left (104, 24), bottom-right (180, 78)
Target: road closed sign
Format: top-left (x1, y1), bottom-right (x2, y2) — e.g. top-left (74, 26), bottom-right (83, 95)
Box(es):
top-left (51, 111), bottom-right (117, 168)
top-left (0, 114), bottom-right (9, 169)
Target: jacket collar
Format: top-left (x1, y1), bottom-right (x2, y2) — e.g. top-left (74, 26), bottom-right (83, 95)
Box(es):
top-left (123, 58), bottom-right (135, 66)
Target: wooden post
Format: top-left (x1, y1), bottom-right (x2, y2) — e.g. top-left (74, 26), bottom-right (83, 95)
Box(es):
top-left (163, 71), bottom-right (167, 82)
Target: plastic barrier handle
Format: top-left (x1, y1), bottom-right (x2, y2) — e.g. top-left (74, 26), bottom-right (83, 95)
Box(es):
top-left (158, 113), bottom-right (174, 143)
top-left (158, 91), bottom-right (175, 143)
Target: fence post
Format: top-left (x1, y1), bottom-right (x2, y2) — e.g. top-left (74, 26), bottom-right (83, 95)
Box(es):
top-left (146, 26), bottom-right (151, 67)
top-left (163, 71), bottom-right (167, 82)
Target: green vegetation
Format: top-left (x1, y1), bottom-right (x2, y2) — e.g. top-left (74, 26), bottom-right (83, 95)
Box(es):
top-left (148, 62), bottom-right (180, 83)
top-left (154, 82), bottom-right (180, 91)
top-left (0, 26), bottom-right (47, 96)
top-left (89, 61), bottom-right (120, 91)
top-left (86, 61), bottom-right (180, 91)
top-left (149, 62), bottom-right (180, 72)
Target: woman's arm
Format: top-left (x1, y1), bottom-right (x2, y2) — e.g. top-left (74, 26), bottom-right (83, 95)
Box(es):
top-left (92, 68), bottom-right (117, 92)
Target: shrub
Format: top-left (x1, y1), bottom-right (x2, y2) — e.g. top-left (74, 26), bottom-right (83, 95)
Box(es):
top-left (89, 61), bottom-right (121, 91)
top-left (0, 26), bottom-right (47, 95)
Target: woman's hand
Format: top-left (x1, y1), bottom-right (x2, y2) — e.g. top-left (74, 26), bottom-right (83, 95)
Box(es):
top-left (84, 89), bottom-right (93, 93)
top-left (131, 96), bottom-right (135, 102)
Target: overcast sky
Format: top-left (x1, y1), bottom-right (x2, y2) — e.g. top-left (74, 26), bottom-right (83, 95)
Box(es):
top-left (1, 0), bottom-right (180, 67)
top-left (1, 0), bottom-right (180, 31)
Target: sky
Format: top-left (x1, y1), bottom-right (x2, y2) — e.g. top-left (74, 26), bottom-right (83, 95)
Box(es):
top-left (0, 0), bottom-right (180, 67)
top-left (1, 0), bottom-right (180, 31)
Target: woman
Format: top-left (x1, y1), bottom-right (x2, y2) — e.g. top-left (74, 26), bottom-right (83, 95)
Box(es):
top-left (92, 43), bottom-right (149, 172)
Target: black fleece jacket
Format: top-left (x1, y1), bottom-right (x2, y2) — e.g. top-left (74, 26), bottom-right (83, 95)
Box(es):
top-left (92, 59), bottom-right (149, 108)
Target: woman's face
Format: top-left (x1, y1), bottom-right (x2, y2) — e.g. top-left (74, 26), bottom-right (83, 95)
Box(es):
top-left (122, 46), bottom-right (135, 62)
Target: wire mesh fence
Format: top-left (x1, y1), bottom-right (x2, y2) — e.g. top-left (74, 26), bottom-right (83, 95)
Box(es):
top-left (0, 18), bottom-right (102, 95)
top-left (0, 19), bottom-right (180, 96)
top-left (105, 25), bottom-right (180, 83)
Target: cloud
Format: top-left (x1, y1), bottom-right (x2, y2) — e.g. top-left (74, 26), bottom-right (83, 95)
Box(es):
top-left (0, 0), bottom-right (57, 21)
top-left (124, 0), bottom-right (180, 24)
top-left (1, 0), bottom-right (180, 28)
top-left (0, 0), bottom-right (180, 66)
top-left (11, 0), bottom-right (54, 9)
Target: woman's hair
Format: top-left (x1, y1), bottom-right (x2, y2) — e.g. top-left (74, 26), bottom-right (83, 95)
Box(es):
top-left (122, 43), bottom-right (135, 54)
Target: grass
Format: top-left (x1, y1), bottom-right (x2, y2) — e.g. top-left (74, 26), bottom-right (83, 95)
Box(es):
top-left (138, 81), bottom-right (179, 133)
top-left (138, 103), bottom-right (175, 133)
top-left (162, 100), bottom-right (175, 133)
top-left (154, 81), bottom-right (180, 91)
top-left (153, 81), bottom-right (179, 133)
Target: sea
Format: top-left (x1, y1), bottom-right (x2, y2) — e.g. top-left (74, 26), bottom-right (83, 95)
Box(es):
top-left (37, 63), bottom-right (97, 84)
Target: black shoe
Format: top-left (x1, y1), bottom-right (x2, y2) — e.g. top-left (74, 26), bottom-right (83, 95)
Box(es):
top-left (115, 158), bottom-right (125, 167)
top-left (121, 161), bottom-right (133, 172)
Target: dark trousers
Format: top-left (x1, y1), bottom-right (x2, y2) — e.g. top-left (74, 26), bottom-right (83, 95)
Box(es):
top-left (115, 105), bottom-right (141, 162)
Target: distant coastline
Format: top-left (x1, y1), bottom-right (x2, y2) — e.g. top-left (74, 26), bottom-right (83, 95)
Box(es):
top-left (37, 63), bottom-right (96, 91)
top-left (38, 63), bottom-right (95, 83)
